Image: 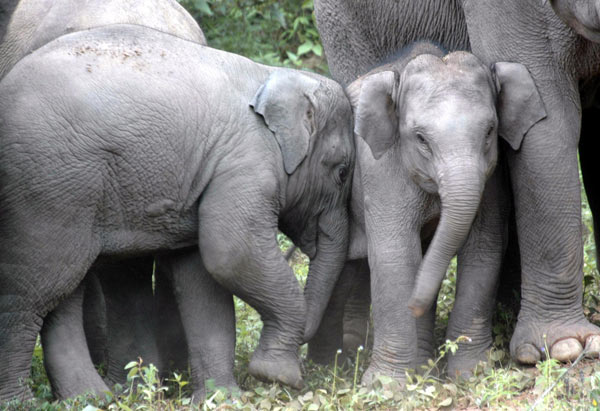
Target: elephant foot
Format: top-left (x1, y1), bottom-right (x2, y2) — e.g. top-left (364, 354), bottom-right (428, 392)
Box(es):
top-left (510, 317), bottom-right (600, 364)
top-left (361, 363), bottom-right (407, 387)
top-left (191, 383), bottom-right (241, 404)
top-left (446, 349), bottom-right (489, 379)
top-left (415, 344), bottom-right (435, 367)
top-left (248, 349), bottom-right (303, 389)
top-left (343, 331), bottom-right (366, 354)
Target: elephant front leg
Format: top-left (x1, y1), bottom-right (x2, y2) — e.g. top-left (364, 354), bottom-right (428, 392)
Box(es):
top-left (157, 249), bottom-right (237, 402)
top-left (462, 0), bottom-right (600, 366)
top-left (361, 230), bottom-right (423, 385)
top-left (197, 181), bottom-right (306, 390)
top-left (579, 103), bottom-right (600, 270)
top-left (446, 165), bottom-right (507, 377)
top-left (505, 82), bottom-right (600, 363)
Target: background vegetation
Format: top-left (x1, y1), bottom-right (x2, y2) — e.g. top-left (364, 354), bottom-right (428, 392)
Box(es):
top-left (4, 0), bottom-right (600, 409)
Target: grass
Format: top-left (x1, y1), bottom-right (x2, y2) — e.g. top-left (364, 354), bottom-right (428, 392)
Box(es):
top-left (3, 182), bottom-right (598, 410)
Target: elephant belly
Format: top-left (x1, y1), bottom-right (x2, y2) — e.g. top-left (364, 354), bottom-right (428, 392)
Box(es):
top-left (96, 174), bottom-right (201, 257)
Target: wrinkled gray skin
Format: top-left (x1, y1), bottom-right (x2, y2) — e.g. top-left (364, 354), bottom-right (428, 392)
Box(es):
top-left (550, 0), bottom-right (600, 277)
top-left (314, 0), bottom-right (600, 379)
top-left (0, 24), bottom-right (354, 401)
top-left (0, 0), bottom-right (208, 398)
top-left (309, 41), bottom-right (547, 382)
top-left (0, 0), bottom-right (205, 78)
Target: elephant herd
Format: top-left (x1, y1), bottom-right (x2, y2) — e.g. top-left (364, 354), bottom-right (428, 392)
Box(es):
top-left (1, 0), bottom-right (600, 404)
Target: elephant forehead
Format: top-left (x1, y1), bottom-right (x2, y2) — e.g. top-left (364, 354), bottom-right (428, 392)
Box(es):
top-left (403, 68), bottom-right (495, 112)
top-left (405, 93), bottom-right (496, 136)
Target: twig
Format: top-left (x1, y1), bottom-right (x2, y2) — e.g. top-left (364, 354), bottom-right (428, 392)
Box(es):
top-left (528, 348), bottom-right (588, 411)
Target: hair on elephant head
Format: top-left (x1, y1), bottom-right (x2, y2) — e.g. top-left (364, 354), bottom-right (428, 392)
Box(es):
top-left (549, 0), bottom-right (600, 42)
top-left (251, 69), bottom-right (355, 341)
top-left (347, 44), bottom-right (546, 317)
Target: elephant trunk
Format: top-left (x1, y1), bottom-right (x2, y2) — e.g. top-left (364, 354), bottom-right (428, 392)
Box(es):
top-left (408, 160), bottom-right (486, 317)
top-left (303, 208), bottom-right (349, 342)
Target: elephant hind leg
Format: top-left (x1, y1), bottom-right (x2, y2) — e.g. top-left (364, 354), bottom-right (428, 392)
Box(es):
top-left (342, 260), bottom-right (372, 355)
top-left (155, 262), bottom-right (189, 377)
top-left (42, 279), bottom-right (109, 399)
top-left (157, 249), bottom-right (237, 403)
top-left (0, 218), bottom-right (100, 402)
top-left (307, 259), bottom-right (369, 365)
top-left (0, 304), bottom-right (42, 402)
top-left (95, 257), bottom-right (159, 387)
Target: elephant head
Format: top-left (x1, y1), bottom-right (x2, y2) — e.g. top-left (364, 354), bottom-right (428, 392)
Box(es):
top-left (348, 50), bottom-right (546, 317)
top-left (549, 0), bottom-right (600, 42)
top-left (251, 70), bottom-right (355, 341)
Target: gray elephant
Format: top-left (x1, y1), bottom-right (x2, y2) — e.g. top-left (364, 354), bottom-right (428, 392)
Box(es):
top-left (308, 41), bottom-right (546, 382)
top-left (552, 0), bottom-right (600, 273)
top-left (0, 0), bottom-right (205, 79)
top-left (0, 23), bottom-right (354, 401)
top-left (0, 0), bottom-right (209, 397)
top-left (314, 0), bottom-right (600, 374)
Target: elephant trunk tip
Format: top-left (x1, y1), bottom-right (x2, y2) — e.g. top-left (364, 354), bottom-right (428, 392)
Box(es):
top-left (407, 297), bottom-right (428, 318)
top-left (304, 322), bottom-right (318, 343)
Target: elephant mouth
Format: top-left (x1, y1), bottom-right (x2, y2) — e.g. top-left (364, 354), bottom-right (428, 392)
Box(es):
top-left (411, 172), bottom-right (438, 194)
top-left (294, 214), bottom-right (320, 260)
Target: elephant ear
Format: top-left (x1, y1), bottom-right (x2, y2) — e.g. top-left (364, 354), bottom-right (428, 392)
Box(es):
top-left (493, 62), bottom-right (547, 151)
top-left (251, 70), bottom-right (320, 174)
top-left (352, 70), bottom-right (399, 159)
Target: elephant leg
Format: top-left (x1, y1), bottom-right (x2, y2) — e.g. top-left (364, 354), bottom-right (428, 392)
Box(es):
top-left (157, 248), bottom-right (237, 402)
top-left (415, 303), bottom-right (436, 368)
top-left (0, 214), bottom-right (99, 402)
top-left (313, 1), bottom-right (381, 85)
top-left (307, 259), bottom-right (369, 364)
top-left (414, 235), bottom-right (436, 368)
top-left (41, 279), bottom-right (109, 399)
top-left (83, 272), bottom-right (108, 368)
top-left (197, 181), bottom-right (309, 390)
top-left (505, 87), bottom-right (600, 364)
top-left (155, 259), bottom-right (188, 376)
top-left (446, 164), bottom-right (508, 377)
top-left (96, 257), bottom-right (159, 386)
top-left (342, 260), bottom-right (372, 355)
top-left (580, 103), bottom-right (600, 270)
top-left (463, 0), bottom-right (600, 367)
top-left (495, 204), bottom-right (521, 321)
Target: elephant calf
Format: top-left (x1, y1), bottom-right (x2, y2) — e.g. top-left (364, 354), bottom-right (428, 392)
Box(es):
top-left (0, 24), bottom-right (354, 401)
top-left (308, 41), bottom-right (546, 383)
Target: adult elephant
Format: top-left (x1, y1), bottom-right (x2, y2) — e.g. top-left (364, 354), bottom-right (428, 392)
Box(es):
top-left (0, 0), bottom-right (205, 398)
top-left (0, 0), bottom-right (205, 79)
top-left (314, 0), bottom-right (600, 382)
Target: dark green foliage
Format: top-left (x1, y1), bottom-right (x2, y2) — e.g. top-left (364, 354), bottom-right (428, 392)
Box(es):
top-left (178, 0), bottom-right (327, 72)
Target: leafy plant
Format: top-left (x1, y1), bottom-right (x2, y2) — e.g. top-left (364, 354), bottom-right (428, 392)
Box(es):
top-left (178, 0), bottom-right (327, 72)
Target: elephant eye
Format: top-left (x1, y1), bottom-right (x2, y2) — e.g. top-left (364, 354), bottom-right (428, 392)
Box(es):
top-left (336, 164), bottom-right (349, 185)
top-left (485, 126), bottom-right (495, 151)
top-left (415, 132), bottom-right (432, 156)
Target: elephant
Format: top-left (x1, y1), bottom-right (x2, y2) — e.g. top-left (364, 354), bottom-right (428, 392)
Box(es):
top-left (0, 0), bottom-right (209, 397)
top-left (307, 41), bottom-right (546, 382)
top-left (549, 0), bottom-right (600, 271)
top-left (0, 0), bottom-right (205, 79)
top-left (0, 23), bottom-right (354, 401)
top-left (313, 0), bottom-right (600, 377)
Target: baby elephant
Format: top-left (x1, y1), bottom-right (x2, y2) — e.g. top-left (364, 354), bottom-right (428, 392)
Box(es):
top-left (308, 41), bottom-right (546, 382)
top-left (0, 24), bottom-right (354, 401)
